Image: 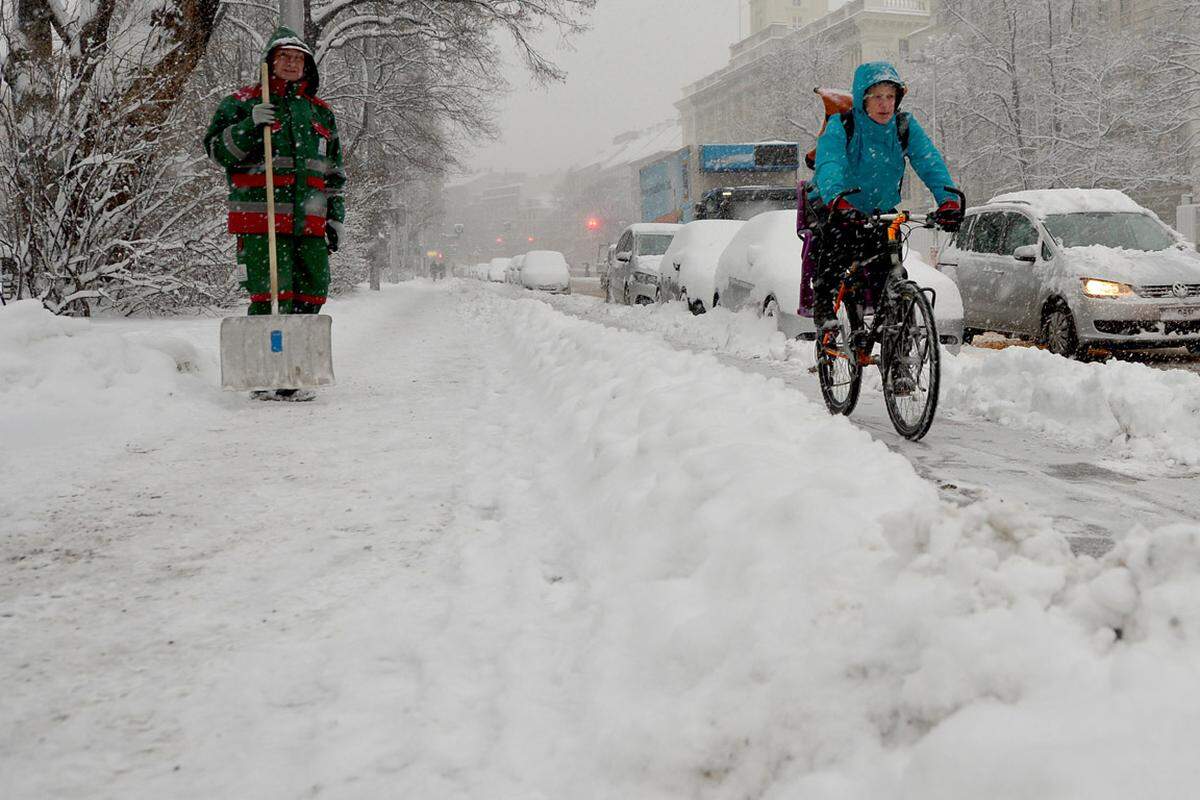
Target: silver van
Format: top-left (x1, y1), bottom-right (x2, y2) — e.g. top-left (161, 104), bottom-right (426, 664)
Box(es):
top-left (607, 223), bottom-right (681, 305)
top-left (938, 189), bottom-right (1200, 358)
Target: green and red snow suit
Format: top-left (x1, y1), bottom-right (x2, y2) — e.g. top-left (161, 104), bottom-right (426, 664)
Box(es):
top-left (204, 27), bottom-right (346, 314)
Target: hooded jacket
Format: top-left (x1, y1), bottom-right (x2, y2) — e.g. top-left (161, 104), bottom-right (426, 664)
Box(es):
top-left (204, 27), bottom-right (346, 238)
top-left (813, 61), bottom-right (955, 215)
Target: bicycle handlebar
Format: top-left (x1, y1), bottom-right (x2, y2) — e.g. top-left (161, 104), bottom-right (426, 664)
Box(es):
top-left (829, 186), bottom-right (966, 232)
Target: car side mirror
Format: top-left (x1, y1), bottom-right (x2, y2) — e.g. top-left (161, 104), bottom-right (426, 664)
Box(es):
top-left (616, 251), bottom-right (631, 263)
top-left (1013, 244), bottom-right (1038, 263)
top-left (673, 260), bottom-right (681, 271)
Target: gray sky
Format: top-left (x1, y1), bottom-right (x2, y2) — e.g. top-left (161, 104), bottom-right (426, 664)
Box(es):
top-left (469, 0), bottom-right (745, 174)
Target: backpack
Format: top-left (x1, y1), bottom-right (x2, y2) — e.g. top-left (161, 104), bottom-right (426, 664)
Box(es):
top-left (804, 87), bottom-right (910, 171)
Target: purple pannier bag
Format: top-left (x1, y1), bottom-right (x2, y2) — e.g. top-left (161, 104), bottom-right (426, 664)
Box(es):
top-left (795, 180), bottom-right (888, 315)
top-left (796, 180), bottom-right (816, 317)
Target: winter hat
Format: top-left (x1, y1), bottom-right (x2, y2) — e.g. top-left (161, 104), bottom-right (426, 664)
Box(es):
top-left (262, 26), bottom-right (319, 91)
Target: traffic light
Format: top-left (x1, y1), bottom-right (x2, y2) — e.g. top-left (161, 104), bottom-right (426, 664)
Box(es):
top-left (527, 236), bottom-right (536, 243)
top-left (586, 217), bottom-right (601, 231)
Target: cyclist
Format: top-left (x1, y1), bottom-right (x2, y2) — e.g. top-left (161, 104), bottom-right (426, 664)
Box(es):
top-left (806, 61), bottom-right (963, 334)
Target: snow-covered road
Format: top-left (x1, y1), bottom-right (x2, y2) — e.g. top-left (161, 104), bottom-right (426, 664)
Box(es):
top-left (3, 282), bottom-right (1200, 798)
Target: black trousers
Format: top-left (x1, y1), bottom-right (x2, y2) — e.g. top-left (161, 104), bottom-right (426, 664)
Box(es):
top-left (809, 216), bottom-right (890, 319)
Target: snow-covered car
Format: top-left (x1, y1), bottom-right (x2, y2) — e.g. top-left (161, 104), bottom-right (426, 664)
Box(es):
top-left (506, 254), bottom-right (526, 284)
top-left (488, 257), bottom-right (511, 283)
top-left (599, 243), bottom-right (616, 298)
top-left (608, 223), bottom-right (681, 305)
top-left (658, 219), bottom-right (745, 314)
top-left (521, 250), bottom-right (572, 294)
top-left (939, 188), bottom-right (1200, 358)
top-left (714, 210), bottom-right (964, 347)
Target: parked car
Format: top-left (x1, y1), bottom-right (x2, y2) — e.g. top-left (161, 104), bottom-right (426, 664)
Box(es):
top-left (599, 243), bottom-right (616, 297)
top-left (506, 254), bottom-right (526, 284)
top-left (607, 222), bottom-right (681, 305)
top-left (487, 257), bottom-right (510, 283)
top-left (938, 188), bottom-right (1200, 358)
top-left (521, 250), bottom-right (572, 294)
top-left (713, 210), bottom-right (964, 347)
top-left (658, 219), bottom-right (745, 314)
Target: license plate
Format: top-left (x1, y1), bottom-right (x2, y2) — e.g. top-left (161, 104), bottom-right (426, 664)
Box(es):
top-left (1162, 305), bottom-right (1200, 321)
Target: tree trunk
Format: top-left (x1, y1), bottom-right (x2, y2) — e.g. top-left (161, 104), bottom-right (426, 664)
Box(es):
top-left (8, 0), bottom-right (54, 122)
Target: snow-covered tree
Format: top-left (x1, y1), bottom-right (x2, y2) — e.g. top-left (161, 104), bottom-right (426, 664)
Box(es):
top-left (0, 0), bottom-right (228, 314)
top-left (912, 0), bottom-right (1191, 208)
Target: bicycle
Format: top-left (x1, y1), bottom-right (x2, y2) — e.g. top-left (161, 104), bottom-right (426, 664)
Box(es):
top-left (813, 188), bottom-right (965, 441)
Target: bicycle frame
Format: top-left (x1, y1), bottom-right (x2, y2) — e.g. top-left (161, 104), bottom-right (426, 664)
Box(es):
top-left (821, 212), bottom-right (928, 368)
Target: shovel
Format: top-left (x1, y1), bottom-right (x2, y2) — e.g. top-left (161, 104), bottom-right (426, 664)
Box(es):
top-left (220, 62), bottom-right (335, 393)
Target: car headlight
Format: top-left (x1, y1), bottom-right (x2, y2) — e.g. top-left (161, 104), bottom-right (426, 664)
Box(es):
top-left (633, 271), bottom-right (659, 284)
top-left (1081, 278), bottom-right (1133, 298)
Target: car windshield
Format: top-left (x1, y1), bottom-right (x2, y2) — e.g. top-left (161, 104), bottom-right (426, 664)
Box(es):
top-left (1042, 212), bottom-right (1175, 252)
top-left (637, 235), bottom-right (673, 256)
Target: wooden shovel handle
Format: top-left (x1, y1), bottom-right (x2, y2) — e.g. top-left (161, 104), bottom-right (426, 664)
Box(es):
top-left (261, 62), bottom-right (279, 315)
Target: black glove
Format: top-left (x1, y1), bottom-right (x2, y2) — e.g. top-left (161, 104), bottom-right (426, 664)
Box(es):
top-left (828, 196), bottom-right (865, 230)
top-left (932, 200), bottom-right (963, 232)
top-left (326, 220), bottom-right (343, 253)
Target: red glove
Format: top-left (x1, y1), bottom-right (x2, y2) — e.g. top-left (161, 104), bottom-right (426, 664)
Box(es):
top-left (829, 197), bottom-right (863, 229)
top-left (933, 200), bottom-right (963, 231)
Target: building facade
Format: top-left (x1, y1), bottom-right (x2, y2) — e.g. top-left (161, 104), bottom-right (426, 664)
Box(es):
top-left (748, 0), bottom-right (829, 34)
top-left (679, 0), bottom-right (934, 150)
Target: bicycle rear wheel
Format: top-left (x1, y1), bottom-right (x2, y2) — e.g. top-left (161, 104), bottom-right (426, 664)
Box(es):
top-left (882, 283), bottom-right (940, 440)
top-left (816, 303), bottom-right (862, 416)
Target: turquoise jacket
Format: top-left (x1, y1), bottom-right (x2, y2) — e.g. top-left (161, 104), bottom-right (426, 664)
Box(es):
top-left (813, 61), bottom-right (956, 214)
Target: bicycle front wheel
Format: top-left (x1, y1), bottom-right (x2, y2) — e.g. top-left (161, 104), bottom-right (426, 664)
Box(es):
top-left (816, 303), bottom-right (862, 416)
top-left (882, 283), bottom-right (941, 440)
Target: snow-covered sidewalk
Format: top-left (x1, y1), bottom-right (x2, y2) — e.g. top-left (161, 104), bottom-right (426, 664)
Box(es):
top-left (3, 283), bottom-right (1200, 798)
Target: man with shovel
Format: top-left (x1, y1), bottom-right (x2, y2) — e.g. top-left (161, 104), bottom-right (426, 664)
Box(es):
top-left (205, 26), bottom-right (346, 401)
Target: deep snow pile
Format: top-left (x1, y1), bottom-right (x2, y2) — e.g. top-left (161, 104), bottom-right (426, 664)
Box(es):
top-left (0, 300), bottom-right (216, 504)
top-left (446, 287), bottom-right (1200, 797)
top-left (544, 292), bottom-right (1200, 469)
top-left (942, 345), bottom-right (1200, 467)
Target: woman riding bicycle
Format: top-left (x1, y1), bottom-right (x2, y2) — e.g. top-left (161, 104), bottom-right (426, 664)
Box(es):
top-left (806, 61), bottom-right (963, 334)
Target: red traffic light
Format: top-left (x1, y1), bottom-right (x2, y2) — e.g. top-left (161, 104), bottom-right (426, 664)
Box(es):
top-left (527, 236), bottom-right (536, 243)
top-left (586, 217), bottom-right (601, 231)
top-left (496, 236), bottom-right (505, 244)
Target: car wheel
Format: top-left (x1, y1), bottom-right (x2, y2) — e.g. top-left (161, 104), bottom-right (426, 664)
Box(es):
top-left (762, 297), bottom-right (780, 319)
top-left (1185, 342), bottom-right (1200, 356)
top-left (1042, 304), bottom-right (1084, 360)
top-left (689, 299), bottom-right (706, 316)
